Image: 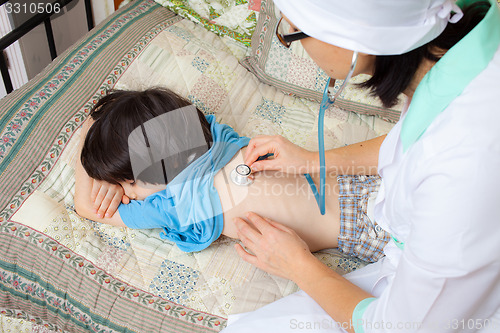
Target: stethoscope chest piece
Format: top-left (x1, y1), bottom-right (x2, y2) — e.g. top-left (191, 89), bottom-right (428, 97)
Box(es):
top-left (230, 164), bottom-right (253, 186)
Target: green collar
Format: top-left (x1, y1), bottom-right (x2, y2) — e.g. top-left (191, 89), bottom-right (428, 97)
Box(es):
top-left (401, 0), bottom-right (500, 152)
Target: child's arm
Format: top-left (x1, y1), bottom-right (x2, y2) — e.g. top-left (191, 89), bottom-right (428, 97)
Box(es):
top-left (74, 119), bottom-right (127, 227)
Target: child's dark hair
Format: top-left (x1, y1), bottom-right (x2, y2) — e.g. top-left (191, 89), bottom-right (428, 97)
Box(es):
top-left (81, 88), bottom-right (212, 185)
top-left (360, 1), bottom-right (490, 108)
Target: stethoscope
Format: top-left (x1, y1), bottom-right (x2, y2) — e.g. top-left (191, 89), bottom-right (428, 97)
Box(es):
top-left (230, 163), bottom-right (253, 186)
top-left (305, 51), bottom-right (359, 215)
top-left (232, 51), bottom-right (359, 216)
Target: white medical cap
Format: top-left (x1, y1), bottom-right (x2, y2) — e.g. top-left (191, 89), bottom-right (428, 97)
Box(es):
top-left (273, 0), bottom-right (464, 55)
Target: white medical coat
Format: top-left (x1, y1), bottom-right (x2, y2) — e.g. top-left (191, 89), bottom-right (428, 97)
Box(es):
top-left (358, 43), bottom-right (500, 332)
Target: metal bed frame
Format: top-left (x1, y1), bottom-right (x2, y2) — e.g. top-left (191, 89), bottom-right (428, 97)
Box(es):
top-left (0, 0), bottom-right (94, 94)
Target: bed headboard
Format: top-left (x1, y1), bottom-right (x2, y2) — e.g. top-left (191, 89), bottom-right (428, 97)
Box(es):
top-left (0, 0), bottom-right (94, 94)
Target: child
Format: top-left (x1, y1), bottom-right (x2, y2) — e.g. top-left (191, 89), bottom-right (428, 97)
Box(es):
top-left (74, 88), bottom-right (387, 257)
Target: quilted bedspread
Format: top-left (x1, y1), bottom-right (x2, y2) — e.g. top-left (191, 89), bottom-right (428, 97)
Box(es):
top-left (0, 1), bottom-right (394, 331)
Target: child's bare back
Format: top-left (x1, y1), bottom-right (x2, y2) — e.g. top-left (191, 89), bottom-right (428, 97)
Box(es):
top-left (216, 147), bottom-right (340, 252)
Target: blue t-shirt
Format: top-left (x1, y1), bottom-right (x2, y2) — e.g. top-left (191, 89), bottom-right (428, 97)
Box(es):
top-left (118, 115), bottom-right (250, 252)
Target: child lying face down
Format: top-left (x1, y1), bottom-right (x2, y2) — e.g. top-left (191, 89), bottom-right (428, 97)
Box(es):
top-left (74, 88), bottom-right (342, 252)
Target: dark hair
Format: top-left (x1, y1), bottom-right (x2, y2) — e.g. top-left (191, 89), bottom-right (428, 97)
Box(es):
top-left (81, 88), bottom-right (212, 184)
top-left (360, 1), bottom-right (490, 108)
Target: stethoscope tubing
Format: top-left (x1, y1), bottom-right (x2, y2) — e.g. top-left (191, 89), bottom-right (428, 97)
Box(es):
top-left (315, 51), bottom-right (359, 215)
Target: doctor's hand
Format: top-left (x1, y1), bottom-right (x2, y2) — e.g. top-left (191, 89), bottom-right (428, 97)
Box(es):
top-left (234, 212), bottom-right (315, 280)
top-left (91, 179), bottom-right (130, 218)
top-left (244, 135), bottom-right (317, 174)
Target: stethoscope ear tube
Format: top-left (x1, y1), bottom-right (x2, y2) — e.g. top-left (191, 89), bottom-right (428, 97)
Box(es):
top-left (308, 51), bottom-right (359, 215)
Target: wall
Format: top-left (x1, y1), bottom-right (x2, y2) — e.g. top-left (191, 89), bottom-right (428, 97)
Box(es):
top-left (91, 0), bottom-right (115, 26)
top-left (0, 0), bottom-right (117, 99)
top-left (0, 5), bottom-right (28, 97)
top-left (8, 0), bottom-right (89, 80)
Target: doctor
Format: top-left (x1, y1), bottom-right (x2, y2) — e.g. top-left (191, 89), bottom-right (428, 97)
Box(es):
top-left (224, 0), bottom-right (500, 332)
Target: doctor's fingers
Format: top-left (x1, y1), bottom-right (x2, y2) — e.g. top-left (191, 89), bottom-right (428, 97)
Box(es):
top-left (244, 136), bottom-right (285, 168)
top-left (239, 213), bottom-right (292, 255)
top-left (234, 243), bottom-right (260, 268)
top-left (233, 218), bottom-right (279, 273)
top-left (244, 135), bottom-right (275, 161)
top-left (234, 241), bottom-right (290, 279)
top-left (234, 217), bottom-right (262, 247)
top-left (245, 212), bottom-right (284, 235)
top-left (245, 144), bottom-right (279, 171)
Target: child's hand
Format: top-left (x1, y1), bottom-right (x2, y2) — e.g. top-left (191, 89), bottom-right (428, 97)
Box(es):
top-left (90, 179), bottom-right (129, 218)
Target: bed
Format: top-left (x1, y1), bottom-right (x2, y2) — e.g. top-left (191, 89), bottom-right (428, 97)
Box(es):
top-left (0, 0), bottom-right (401, 331)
